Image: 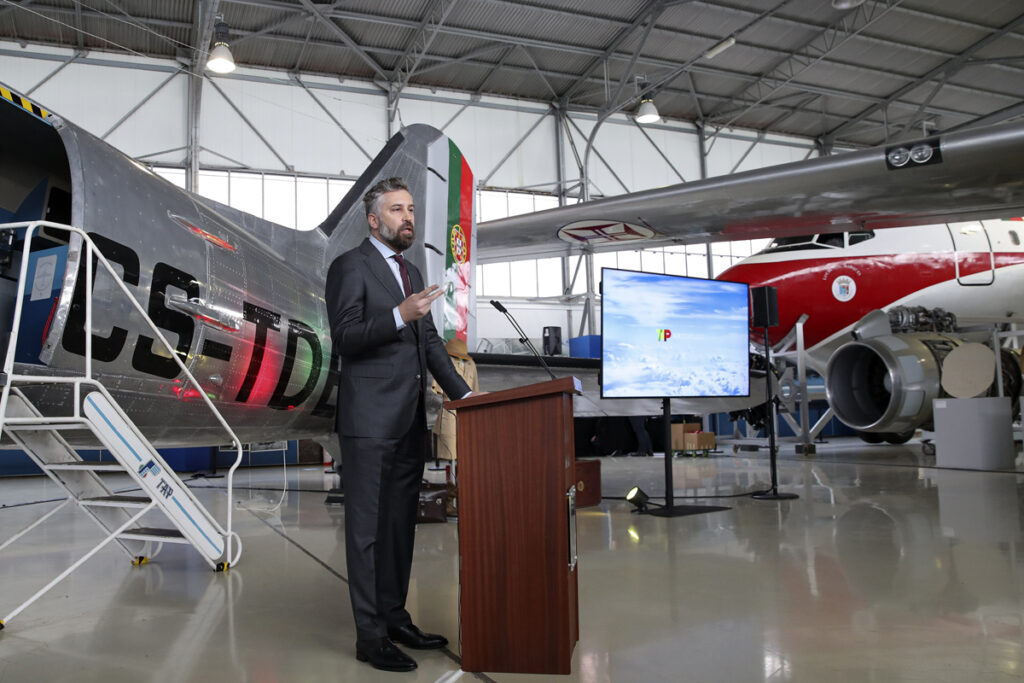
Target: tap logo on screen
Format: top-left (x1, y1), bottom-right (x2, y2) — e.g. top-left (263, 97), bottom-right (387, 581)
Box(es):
top-left (658, 328), bottom-right (672, 341)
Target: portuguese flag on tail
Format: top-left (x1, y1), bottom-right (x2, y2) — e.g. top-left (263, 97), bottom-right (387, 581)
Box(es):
top-left (443, 140), bottom-right (473, 342)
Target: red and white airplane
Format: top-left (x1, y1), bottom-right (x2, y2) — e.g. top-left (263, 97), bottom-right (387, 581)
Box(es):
top-left (721, 220), bottom-right (1024, 357)
top-left (718, 219), bottom-right (1024, 440)
top-left (479, 121), bottom-right (1024, 441)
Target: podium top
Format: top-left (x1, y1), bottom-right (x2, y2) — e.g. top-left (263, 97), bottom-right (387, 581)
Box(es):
top-left (444, 376), bottom-right (582, 411)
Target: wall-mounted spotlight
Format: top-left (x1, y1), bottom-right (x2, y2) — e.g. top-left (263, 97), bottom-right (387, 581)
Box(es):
top-left (885, 137), bottom-right (942, 170)
top-left (626, 486), bottom-right (651, 513)
top-left (207, 18), bottom-right (236, 74)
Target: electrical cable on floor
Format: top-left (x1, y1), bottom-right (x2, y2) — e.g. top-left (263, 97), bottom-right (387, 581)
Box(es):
top-left (603, 488), bottom-right (770, 501)
top-left (186, 483), bottom-right (334, 495)
top-left (0, 495), bottom-right (67, 509)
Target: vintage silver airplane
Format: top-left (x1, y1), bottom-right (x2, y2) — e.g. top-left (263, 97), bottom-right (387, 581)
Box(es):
top-left (0, 83), bottom-right (473, 447)
top-left (2, 81), bottom-right (1024, 448)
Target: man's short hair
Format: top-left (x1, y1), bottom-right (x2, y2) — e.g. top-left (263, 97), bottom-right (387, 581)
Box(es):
top-left (363, 177), bottom-right (410, 220)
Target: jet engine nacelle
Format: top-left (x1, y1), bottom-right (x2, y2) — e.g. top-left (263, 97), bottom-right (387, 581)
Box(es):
top-left (825, 333), bottom-right (1021, 434)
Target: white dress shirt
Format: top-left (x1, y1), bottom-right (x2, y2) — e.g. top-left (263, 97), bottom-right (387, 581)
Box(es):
top-left (368, 235), bottom-right (409, 331)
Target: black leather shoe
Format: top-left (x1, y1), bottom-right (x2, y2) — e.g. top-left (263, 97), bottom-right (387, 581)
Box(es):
top-left (355, 637), bottom-right (417, 672)
top-left (387, 623), bottom-right (448, 650)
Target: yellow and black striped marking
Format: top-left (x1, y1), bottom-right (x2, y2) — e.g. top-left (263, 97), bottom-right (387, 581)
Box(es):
top-left (0, 86), bottom-right (50, 124)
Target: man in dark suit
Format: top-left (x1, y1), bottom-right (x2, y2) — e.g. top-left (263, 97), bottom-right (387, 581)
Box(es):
top-left (325, 177), bottom-right (473, 672)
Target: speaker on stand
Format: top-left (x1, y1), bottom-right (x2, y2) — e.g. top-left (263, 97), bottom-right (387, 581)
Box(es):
top-left (749, 286), bottom-right (797, 501)
top-left (542, 326), bottom-right (562, 356)
top-left (751, 285), bottom-right (779, 328)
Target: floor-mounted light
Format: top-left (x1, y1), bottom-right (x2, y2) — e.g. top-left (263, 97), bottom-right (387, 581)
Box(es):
top-left (626, 486), bottom-right (651, 512)
top-left (207, 19), bottom-right (236, 74)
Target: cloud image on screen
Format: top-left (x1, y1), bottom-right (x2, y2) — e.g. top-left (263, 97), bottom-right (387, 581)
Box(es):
top-left (601, 268), bottom-right (750, 398)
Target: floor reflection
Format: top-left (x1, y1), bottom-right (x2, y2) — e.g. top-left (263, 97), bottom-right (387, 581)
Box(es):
top-left (1, 438), bottom-right (1024, 681)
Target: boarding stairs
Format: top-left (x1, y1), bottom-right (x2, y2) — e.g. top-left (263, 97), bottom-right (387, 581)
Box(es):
top-left (0, 221), bottom-right (244, 631)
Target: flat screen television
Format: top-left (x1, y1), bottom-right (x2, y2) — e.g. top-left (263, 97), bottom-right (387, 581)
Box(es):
top-left (600, 268), bottom-right (750, 399)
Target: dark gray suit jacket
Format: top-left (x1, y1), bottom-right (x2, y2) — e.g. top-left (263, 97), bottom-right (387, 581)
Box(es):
top-left (326, 238), bottom-right (470, 438)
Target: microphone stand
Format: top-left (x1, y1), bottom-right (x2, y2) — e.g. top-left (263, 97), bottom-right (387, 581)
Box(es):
top-left (490, 300), bottom-right (557, 381)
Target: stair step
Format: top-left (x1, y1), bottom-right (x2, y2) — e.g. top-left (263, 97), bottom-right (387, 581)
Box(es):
top-left (119, 527), bottom-right (188, 543)
top-left (45, 461), bottom-right (124, 472)
top-left (4, 421), bottom-right (91, 431)
top-left (80, 495), bottom-right (151, 508)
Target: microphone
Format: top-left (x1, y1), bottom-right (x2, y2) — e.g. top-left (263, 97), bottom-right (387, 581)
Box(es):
top-left (489, 299), bottom-right (557, 381)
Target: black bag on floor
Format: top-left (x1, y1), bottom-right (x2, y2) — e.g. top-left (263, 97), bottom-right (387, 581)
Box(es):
top-left (417, 482), bottom-right (449, 524)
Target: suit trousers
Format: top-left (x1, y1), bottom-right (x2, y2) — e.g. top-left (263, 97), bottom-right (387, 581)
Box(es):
top-left (340, 420), bottom-right (428, 641)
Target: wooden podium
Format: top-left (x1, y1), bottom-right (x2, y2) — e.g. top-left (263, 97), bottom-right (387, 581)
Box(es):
top-left (445, 376), bottom-right (582, 674)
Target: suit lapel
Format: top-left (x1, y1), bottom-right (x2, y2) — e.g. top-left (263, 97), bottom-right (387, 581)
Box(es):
top-left (359, 239), bottom-right (405, 305)
top-left (359, 239), bottom-right (423, 340)
top-left (405, 260), bottom-right (426, 340)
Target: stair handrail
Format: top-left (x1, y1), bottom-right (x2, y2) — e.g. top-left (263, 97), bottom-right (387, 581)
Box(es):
top-left (0, 220), bottom-right (244, 566)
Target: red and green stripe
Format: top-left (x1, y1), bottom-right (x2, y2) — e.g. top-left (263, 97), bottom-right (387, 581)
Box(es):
top-left (444, 139), bottom-right (473, 342)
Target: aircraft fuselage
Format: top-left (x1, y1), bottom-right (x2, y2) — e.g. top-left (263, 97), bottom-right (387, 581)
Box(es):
top-left (719, 220), bottom-right (1024, 372)
top-left (0, 91), bottom-right (473, 447)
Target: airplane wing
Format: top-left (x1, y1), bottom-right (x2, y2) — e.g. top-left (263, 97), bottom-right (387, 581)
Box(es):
top-left (476, 120), bottom-right (1024, 263)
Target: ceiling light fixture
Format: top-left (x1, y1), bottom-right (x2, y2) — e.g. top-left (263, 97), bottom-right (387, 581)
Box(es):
top-left (633, 75), bottom-right (660, 124)
top-left (635, 98), bottom-right (660, 124)
top-left (206, 18), bottom-right (236, 74)
top-left (703, 36), bottom-right (736, 60)
top-left (831, 0), bottom-right (866, 9)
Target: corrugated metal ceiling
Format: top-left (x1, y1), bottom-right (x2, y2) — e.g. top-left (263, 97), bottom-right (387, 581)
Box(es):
top-left (0, 0), bottom-right (1021, 147)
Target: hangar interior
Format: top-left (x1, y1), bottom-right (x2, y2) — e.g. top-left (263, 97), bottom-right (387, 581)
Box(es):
top-left (1, 1), bottom-right (1024, 681)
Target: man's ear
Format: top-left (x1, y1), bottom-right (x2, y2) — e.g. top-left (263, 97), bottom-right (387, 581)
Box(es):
top-left (367, 213), bottom-right (379, 229)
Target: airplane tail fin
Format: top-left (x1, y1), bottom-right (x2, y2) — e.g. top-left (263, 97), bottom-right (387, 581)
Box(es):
top-left (320, 124), bottom-right (475, 343)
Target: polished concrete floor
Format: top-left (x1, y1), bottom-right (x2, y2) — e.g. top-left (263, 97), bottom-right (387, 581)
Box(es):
top-left (2, 438), bottom-right (1024, 682)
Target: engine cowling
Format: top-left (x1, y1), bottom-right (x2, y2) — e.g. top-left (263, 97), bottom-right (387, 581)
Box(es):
top-left (825, 334), bottom-right (1021, 434)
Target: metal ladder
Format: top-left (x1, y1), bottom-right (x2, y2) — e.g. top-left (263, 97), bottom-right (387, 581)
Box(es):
top-left (0, 220), bottom-right (244, 630)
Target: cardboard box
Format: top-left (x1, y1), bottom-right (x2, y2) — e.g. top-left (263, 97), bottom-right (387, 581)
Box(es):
top-left (670, 423), bottom-right (698, 449)
top-left (671, 423), bottom-right (715, 451)
top-left (684, 431), bottom-right (716, 452)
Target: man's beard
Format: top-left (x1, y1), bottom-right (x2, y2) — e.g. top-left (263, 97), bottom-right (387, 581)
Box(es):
top-left (379, 221), bottom-right (415, 251)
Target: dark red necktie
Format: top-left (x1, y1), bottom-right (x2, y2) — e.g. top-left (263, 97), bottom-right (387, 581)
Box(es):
top-left (393, 253), bottom-right (413, 297)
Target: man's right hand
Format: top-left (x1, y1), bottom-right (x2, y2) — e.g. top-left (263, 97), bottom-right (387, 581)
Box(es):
top-left (398, 284), bottom-right (444, 322)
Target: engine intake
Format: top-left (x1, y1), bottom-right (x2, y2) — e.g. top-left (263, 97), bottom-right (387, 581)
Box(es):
top-left (826, 334), bottom-right (1022, 433)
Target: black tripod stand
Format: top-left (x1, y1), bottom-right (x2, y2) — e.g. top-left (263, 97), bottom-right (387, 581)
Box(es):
top-left (751, 325), bottom-right (797, 501)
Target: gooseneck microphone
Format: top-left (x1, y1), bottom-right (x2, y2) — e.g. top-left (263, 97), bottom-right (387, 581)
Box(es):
top-left (489, 299), bottom-right (557, 381)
